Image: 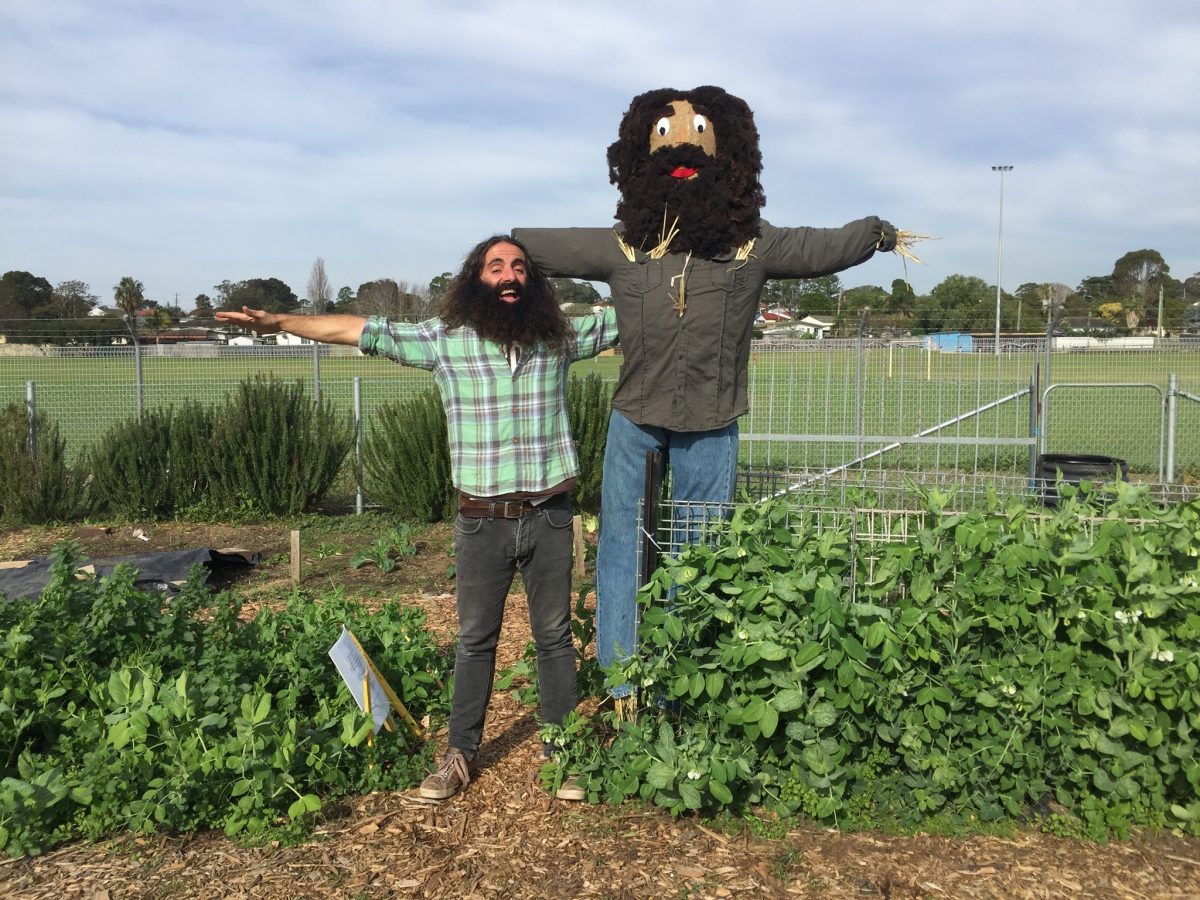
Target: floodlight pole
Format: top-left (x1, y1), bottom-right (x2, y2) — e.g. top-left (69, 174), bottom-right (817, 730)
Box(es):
top-left (991, 165), bottom-right (1013, 356)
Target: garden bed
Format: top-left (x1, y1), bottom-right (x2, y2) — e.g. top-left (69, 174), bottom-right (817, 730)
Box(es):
top-left (2, 515), bottom-right (1199, 898)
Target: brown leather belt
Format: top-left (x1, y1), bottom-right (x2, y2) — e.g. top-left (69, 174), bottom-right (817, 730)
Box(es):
top-left (457, 493), bottom-right (560, 518)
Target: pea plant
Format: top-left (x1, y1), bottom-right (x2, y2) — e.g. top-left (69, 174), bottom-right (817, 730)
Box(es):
top-left (548, 483), bottom-right (1200, 838)
top-left (0, 545), bottom-right (452, 857)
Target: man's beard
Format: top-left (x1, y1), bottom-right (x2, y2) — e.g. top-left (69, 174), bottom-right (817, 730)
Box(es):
top-left (615, 144), bottom-right (762, 258)
top-left (456, 278), bottom-right (559, 348)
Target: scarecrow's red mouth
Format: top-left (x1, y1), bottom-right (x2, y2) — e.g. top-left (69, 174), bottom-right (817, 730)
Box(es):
top-left (670, 166), bottom-right (699, 179)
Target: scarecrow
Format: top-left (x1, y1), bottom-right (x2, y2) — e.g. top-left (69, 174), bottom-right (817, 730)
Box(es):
top-left (514, 85), bottom-right (915, 707)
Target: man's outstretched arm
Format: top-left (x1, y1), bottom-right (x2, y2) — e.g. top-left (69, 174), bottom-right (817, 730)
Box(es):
top-left (214, 307), bottom-right (367, 346)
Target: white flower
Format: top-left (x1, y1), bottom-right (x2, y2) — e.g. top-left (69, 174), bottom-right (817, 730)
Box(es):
top-left (737, 630), bottom-right (749, 641)
top-left (1152, 649), bottom-right (1175, 663)
top-left (1076, 610), bottom-right (1087, 620)
top-left (687, 770), bottom-right (702, 780)
top-left (1003, 684), bottom-right (1018, 696)
top-left (1115, 610), bottom-right (1129, 624)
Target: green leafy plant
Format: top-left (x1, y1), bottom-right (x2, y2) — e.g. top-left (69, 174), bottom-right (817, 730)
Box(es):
top-left (206, 377), bottom-right (353, 516)
top-left (566, 374), bottom-right (613, 515)
top-left (88, 402), bottom-right (216, 520)
top-left (0, 402), bottom-right (88, 525)
top-left (350, 524), bottom-right (418, 573)
top-left (544, 485), bottom-right (1200, 838)
top-left (361, 390), bottom-right (455, 522)
top-left (0, 545), bottom-right (452, 857)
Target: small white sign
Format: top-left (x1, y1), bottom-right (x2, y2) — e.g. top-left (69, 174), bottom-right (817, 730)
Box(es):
top-left (328, 626), bottom-right (392, 734)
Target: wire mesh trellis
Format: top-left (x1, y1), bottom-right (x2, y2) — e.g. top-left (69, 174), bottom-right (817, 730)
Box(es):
top-left (634, 497), bottom-right (931, 609)
top-left (634, 462), bottom-right (1198, 614)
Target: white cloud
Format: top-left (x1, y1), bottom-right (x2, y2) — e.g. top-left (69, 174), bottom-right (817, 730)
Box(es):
top-left (1, 0), bottom-right (1198, 306)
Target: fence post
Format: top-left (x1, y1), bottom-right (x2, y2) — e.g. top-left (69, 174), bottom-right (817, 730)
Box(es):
top-left (638, 450), bottom-right (663, 587)
top-left (1166, 372), bottom-right (1177, 483)
top-left (855, 307), bottom-right (870, 462)
top-left (25, 380), bottom-right (37, 459)
top-left (1027, 366), bottom-right (1039, 484)
top-left (353, 376), bottom-right (364, 515)
top-left (124, 314), bottom-right (144, 420)
top-left (312, 341), bottom-right (322, 405)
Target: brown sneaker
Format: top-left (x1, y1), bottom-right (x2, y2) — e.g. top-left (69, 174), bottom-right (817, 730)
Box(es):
top-left (554, 774), bottom-right (586, 802)
top-left (419, 749), bottom-right (471, 800)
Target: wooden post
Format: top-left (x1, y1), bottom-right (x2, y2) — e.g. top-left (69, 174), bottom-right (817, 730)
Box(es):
top-left (572, 515), bottom-right (585, 579)
top-left (290, 529), bottom-right (301, 585)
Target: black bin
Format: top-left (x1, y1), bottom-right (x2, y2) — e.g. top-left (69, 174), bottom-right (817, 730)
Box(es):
top-left (1036, 453), bottom-right (1129, 508)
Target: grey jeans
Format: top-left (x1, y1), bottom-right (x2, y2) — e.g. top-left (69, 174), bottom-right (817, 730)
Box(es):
top-left (448, 493), bottom-right (577, 757)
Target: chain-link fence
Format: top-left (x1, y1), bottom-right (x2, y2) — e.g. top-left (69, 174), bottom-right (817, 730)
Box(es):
top-left (743, 333), bottom-right (1200, 482)
top-left (3, 319), bottom-right (1198, 509)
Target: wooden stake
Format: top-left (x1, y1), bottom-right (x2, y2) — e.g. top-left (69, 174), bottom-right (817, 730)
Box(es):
top-left (290, 529), bottom-right (301, 585)
top-left (572, 514), bottom-right (585, 579)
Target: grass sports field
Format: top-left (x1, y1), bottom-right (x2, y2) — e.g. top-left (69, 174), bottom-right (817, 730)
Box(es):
top-left (2, 344), bottom-right (1197, 479)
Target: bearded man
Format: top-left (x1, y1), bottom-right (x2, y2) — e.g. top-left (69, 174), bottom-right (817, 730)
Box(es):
top-left (216, 235), bottom-right (618, 801)
top-left (513, 85), bottom-right (900, 705)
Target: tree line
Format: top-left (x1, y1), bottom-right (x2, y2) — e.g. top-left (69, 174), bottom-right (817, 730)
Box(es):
top-left (3, 248), bottom-right (1197, 344)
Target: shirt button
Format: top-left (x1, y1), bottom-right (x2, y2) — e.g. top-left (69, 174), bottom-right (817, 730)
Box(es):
top-left (513, 438), bottom-right (519, 445)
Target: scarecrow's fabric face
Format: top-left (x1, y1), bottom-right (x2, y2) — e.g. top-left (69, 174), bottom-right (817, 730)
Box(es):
top-left (648, 100), bottom-right (716, 164)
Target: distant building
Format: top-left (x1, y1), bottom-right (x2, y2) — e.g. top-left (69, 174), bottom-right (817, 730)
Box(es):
top-left (795, 315), bottom-right (834, 339)
top-left (925, 332), bottom-right (973, 352)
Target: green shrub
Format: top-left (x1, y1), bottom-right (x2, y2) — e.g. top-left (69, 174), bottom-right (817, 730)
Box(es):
top-left (0, 543), bottom-right (453, 857)
top-left (91, 408), bottom-right (171, 519)
top-left (567, 374), bottom-right (612, 515)
top-left (362, 389), bottom-right (455, 522)
top-left (206, 378), bottom-right (353, 516)
top-left (0, 403), bottom-right (87, 525)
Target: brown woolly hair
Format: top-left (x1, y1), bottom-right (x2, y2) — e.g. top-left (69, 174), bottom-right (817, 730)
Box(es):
top-left (439, 235), bottom-right (574, 354)
top-left (606, 85), bottom-right (766, 258)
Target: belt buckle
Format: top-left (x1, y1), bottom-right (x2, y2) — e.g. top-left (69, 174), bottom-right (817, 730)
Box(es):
top-left (503, 500), bottom-right (523, 518)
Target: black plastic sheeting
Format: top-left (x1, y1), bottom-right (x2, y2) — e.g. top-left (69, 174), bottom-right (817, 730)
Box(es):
top-left (0, 548), bottom-right (259, 602)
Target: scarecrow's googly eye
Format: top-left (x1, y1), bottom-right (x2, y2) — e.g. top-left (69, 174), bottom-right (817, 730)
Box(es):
top-left (694, 115), bottom-right (708, 133)
top-left (655, 117), bottom-right (670, 137)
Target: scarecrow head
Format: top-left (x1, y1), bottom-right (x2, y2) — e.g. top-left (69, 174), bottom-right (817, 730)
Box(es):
top-left (606, 86), bottom-right (766, 258)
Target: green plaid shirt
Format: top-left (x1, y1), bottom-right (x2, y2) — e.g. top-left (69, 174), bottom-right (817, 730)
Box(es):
top-left (359, 308), bottom-right (618, 497)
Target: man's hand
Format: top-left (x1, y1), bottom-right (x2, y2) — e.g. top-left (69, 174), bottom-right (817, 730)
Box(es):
top-left (215, 306), bottom-right (283, 335)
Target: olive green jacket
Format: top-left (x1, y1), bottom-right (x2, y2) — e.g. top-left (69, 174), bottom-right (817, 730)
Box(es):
top-left (514, 217), bottom-right (891, 431)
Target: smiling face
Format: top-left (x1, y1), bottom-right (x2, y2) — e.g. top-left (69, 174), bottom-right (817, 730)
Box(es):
top-left (648, 99), bottom-right (716, 180)
top-left (479, 241), bottom-right (528, 304)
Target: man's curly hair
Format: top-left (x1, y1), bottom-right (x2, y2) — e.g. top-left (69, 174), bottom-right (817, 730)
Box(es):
top-left (606, 85), bottom-right (766, 258)
top-left (439, 235), bottom-right (573, 354)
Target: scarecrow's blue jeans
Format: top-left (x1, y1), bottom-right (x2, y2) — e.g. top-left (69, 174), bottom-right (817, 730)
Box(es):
top-left (595, 410), bottom-right (739, 698)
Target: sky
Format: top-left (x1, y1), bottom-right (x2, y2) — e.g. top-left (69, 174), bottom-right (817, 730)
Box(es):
top-left (2, 0), bottom-right (1198, 311)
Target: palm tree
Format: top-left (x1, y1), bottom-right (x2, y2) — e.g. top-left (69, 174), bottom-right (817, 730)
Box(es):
top-left (113, 276), bottom-right (145, 318)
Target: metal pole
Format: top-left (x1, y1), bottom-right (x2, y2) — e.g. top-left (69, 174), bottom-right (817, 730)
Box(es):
top-left (639, 450), bottom-right (663, 587)
top-left (991, 165), bottom-right (1013, 356)
top-left (855, 307), bottom-right (870, 463)
top-left (124, 314), bottom-right (143, 420)
top-left (25, 380), bottom-right (36, 459)
top-left (1166, 373), bottom-right (1177, 482)
top-left (353, 376), bottom-right (364, 515)
top-left (312, 340), bottom-right (322, 405)
top-left (1028, 365), bottom-right (1039, 484)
